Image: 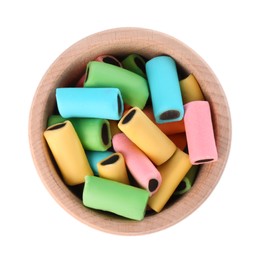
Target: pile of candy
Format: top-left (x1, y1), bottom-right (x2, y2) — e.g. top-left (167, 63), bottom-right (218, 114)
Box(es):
top-left (43, 54), bottom-right (218, 221)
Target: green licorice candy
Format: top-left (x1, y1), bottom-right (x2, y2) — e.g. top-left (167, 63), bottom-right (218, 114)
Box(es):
top-left (83, 176), bottom-right (149, 221)
top-left (47, 115), bottom-right (111, 151)
top-left (174, 165), bottom-right (200, 195)
top-left (47, 115), bottom-right (66, 127)
top-left (84, 61), bottom-right (149, 109)
top-left (121, 54), bottom-right (147, 78)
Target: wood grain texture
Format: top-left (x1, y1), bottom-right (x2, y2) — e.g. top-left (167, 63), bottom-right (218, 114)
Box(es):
top-left (28, 28), bottom-right (231, 235)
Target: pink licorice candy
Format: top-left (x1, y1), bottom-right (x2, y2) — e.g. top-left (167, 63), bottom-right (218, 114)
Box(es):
top-left (113, 133), bottom-right (162, 196)
top-left (95, 55), bottom-right (122, 67)
top-left (76, 73), bottom-right (86, 87)
top-left (184, 101), bottom-right (218, 165)
top-left (75, 55), bottom-right (122, 87)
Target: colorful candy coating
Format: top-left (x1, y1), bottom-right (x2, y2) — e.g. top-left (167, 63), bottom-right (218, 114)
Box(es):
top-left (118, 107), bottom-right (176, 165)
top-left (184, 101), bottom-right (218, 164)
top-left (83, 176), bottom-right (149, 221)
top-left (179, 74), bottom-right (205, 104)
top-left (43, 121), bottom-right (93, 185)
top-left (113, 133), bottom-right (161, 195)
top-left (56, 87), bottom-right (124, 120)
top-left (84, 61), bottom-right (149, 109)
top-left (143, 106), bottom-right (185, 135)
top-left (174, 165), bottom-right (199, 196)
top-left (148, 149), bottom-right (192, 212)
top-left (48, 115), bottom-right (111, 151)
top-left (97, 153), bottom-right (130, 185)
top-left (122, 53), bottom-right (146, 78)
top-left (146, 56), bottom-right (184, 123)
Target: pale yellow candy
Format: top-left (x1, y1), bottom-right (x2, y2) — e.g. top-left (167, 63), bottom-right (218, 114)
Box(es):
top-left (148, 149), bottom-right (192, 212)
top-left (97, 153), bottom-right (130, 185)
top-left (43, 121), bottom-right (93, 185)
top-left (179, 74), bottom-right (205, 104)
top-left (118, 107), bottom-right (176, 165)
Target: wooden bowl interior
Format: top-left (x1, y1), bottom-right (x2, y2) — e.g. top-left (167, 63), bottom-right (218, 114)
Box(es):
top-left (29, 28), bottom-right (231, 235)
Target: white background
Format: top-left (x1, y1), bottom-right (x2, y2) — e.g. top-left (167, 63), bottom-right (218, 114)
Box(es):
top-left (1, 0), bottom-right (263, 259)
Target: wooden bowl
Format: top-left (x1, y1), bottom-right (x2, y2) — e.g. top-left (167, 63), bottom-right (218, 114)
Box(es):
top-left (29, 28), bottom-right (231, 235)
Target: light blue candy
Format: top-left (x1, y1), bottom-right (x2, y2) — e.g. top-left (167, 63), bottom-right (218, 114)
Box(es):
top-left (146, 56), bottom-right (184, 123)
top-left (56, 88), bottom-right (124, 120)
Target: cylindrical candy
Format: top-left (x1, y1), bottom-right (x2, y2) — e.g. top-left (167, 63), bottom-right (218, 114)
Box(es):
top-left (121, 53), bottom-right (146, 78)
top-left (148, 149), bottom-right (192, 212)
top-left (85, 151), bottom-right (113, 176)
top-left (95, 55), bottom-right (122, 67)
top-left (56, 87), bottom-right (124, 120)
top-left (174, 165), bottom-right (199, 196)
top-left (146, 56), bottom-right (184, 123)
top-left (48, 115), bottom-right (111, 151)
top-left (84, 61), bottom-right (149, 109)
top-left (168, 133), bottom-right (187, 151)
top-left (143, 106), bottom-right (185, 135)
top-left (179, 74), bottom-right (205, 104)
top-left (43, 121), bottom-right (93, 186)
top-left (118, 107), bottom-right (176, 165)
top-left (83, 176), bottom-right (149, 221)
top-left (184, 101), bottom-right (218, 164)
top-left (113, 133), bottom-right (162, 195)
top-left (97, 152), bottom-right (130, 185)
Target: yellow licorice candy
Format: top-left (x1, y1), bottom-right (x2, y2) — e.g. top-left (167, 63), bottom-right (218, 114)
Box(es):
top-left (148, 149), bottom-right (192, 212)
top-left (97, 153), bottom-right (130, 185)
top-left (179, 74), bottom-right (205, 104)
top-left (43, 121), bottom-right (93, 185)
top-left (118, 107), bottom-right (176, 165)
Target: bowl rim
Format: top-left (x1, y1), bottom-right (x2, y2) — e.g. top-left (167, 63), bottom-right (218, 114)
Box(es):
top-left (28, 27), bottom-right (232, 235)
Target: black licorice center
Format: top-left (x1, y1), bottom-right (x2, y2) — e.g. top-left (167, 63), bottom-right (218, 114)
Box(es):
top-left (134, 57), bottom-right (146, 74)
top-left (84, 67), bottom-right (89, 84)
top-left (176, 181), bottom-right (187, 192)
top-left (117, 94), bottom-right (122, 116)
top-left (101, 154), bottom-right (119, 165)
top-left (48, 122), bottom-right (66, 130)
top-left (122, 109), bottom-right (136, 124)
top-left (159, 110), bottom-right (180, 120)
top-left (103, 56), bottom-right (120, 67)
top-left (195, 159), bottom-right (214, 163)
top-left (148, 179), bottom-right (159, 192)
top-left (101, 123), bottom-right (109, 145)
